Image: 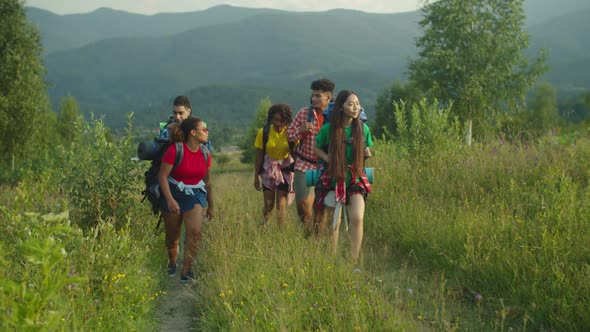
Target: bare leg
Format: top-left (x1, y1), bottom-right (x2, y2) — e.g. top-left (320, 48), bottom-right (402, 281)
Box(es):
top-left (276, 190), bottom-right (288, 227)
top-left (163, 211), bottom-right (183, 266)
top-left (262, 190), bottom-right (276, 225)
top-left (181, 205), bottom-right (204, 275)
top-left (347, 195), bottom-right (365, 262)
top-left (297, 194), bottom-right (315, 236)
top-left (313, 206), bottom-right (328, 237)
top-left (325, 206), bottom-right (339, 254)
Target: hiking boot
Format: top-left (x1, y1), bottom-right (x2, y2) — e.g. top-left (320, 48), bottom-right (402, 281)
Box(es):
top-left (168, 263), bottom-right (176, 277)
top-left (180, 271), bottom-right (195, 283)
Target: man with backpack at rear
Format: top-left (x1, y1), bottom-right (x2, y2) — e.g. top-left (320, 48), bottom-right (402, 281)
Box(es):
top-left (287, 78), bottom-right (335, 236)
top-left (139, 96), bottom-right (198, 217)
top-left (161, 95), bottom-right (192, 139)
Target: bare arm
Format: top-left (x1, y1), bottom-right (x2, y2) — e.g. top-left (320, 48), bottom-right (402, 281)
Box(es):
top-left (313, 145), bottom-right (329, 163)
top-left (288, 109), bottom-right (310, 142)
top-left (254, 149), bottom-right (264, 191)
top-left (364, 147), bottom-right (371, 161)
top-left (204, 169), bottom-right (214, 220)
top-left (158, 162), bottom-right (179, 214)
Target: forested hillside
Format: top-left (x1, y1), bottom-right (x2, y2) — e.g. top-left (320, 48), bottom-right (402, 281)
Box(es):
top-left (25, 1), bottom-right (590, 130)
top-left (42, 9), bottom-right (419, 128)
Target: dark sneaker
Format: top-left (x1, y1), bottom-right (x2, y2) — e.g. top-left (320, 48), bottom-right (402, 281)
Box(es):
top-left (180, 271), bottom-right (195, 283)
top-left (168, 263), bottom-right (176, 277)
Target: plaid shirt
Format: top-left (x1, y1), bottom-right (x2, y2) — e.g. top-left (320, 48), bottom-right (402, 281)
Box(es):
top-left (287, 106), bottom-right (324, 172)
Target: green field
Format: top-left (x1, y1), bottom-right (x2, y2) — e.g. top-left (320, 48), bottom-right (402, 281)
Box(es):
top-left (1, 118), bottom-right (588, 331)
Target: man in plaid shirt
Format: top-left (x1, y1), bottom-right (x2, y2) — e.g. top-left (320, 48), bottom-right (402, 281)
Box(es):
top-left (287, 78), bottom-right (335, 235)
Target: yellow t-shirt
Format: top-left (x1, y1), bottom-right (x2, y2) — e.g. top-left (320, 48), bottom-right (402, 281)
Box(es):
top-left (254, 126), bottom-right (292, 160)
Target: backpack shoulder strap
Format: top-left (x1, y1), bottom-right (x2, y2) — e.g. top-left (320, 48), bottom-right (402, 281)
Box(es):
top-left (172, 142), bottom-right (183, 171)
top-left (199, 143), bottom-right (210, 163)
top-left (262, 123), bottom-right (271, 155)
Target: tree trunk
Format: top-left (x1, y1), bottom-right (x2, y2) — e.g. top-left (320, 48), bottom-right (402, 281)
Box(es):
top-left (466, 119), bottom-right (472, 146)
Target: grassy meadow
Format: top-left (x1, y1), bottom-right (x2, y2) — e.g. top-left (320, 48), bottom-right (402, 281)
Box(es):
top-left (1, 117), bottom-right (589, 331)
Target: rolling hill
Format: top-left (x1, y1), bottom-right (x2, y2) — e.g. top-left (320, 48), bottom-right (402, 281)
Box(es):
top-left (25, 1), bottom-right (590, 129)
top-left (26, 5), bottom-right (280, 55)
top-left (43, 9), bottom-right (420, 127)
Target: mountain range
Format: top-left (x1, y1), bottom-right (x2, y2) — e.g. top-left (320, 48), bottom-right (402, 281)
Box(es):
top-left (26, 0), bottom-right (590, 129)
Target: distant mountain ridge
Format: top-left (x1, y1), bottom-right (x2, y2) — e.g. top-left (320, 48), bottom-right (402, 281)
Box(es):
top-left (42, 9), bottom-right (420, 127)
top-left (25, 1), bottom-right (590, 129)
top-left (26, 5), bottom-right (280, 54)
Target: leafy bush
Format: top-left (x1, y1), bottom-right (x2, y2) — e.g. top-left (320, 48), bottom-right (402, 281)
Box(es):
top-left (394, 98), bottom-right (463, 159)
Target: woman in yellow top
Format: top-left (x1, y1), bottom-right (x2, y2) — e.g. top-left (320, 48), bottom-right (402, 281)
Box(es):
top-left (254, 103), bottom-right (296, 226)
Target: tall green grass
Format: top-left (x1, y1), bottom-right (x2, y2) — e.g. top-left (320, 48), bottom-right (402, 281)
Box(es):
top-left (191, 172), bottom-right (417, 331)
top-left (366, 134), bottom-right (590, 330)
top-left (2, 108), bottom-right (588, 330)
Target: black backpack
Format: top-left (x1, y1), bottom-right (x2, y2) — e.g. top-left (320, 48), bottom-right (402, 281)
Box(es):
top-left (139, 141), bottom-right (183, 214)
top-left (138, 138), bottom-right (209, 227)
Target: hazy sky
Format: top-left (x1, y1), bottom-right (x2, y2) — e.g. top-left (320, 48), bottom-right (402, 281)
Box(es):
top-left (26, 0), bottom-right (422, 15)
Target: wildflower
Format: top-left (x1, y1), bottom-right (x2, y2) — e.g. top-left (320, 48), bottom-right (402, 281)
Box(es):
top-left (281, 283), bottom-right (288, 288)
top-left (219, 292), bottom-right (225, 298)
top-left (474, 293), bottom-right (483, 302)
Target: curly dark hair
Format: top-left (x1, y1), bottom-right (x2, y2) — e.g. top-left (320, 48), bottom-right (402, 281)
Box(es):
top-left (266, 103), bottom-right (293, 125)
top-left (169, 116), bottom-right (203, 142)
top-left (310, 78), bottom-right (335, 93)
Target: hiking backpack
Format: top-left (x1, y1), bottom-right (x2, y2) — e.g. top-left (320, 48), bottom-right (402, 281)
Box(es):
top-left (138, 138), bottom-right (209, 218)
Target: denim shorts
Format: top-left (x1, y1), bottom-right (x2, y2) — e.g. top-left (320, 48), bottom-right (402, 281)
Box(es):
top-left (160, 184), bottom-right (207, 213)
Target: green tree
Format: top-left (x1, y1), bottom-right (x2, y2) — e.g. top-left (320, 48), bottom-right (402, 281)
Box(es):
top-left (0, 0), bottom-right (52, 164)
top-left (374, 81), bottom-right (424, 139)
top-left (240, 97), bottom-right (272, 164)
top-left (525, 82), bottom-right (559, 136)
top-left (408, 0), bottom-right (546, 143)
top-left (56, 96), bottom-right (83, 145)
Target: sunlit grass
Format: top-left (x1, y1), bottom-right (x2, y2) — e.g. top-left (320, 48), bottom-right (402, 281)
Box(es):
top-left (1, 120), bottom-right (589, 330)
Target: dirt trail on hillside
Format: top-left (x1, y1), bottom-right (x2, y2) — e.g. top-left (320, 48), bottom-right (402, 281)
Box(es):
top-left (156, 276), bottom-right (197, 331)
top-left (156, 247), bottom-right (199, 331)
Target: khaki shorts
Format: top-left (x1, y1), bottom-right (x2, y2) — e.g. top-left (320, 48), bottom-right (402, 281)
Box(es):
top-left (294, 170), bottom-right (314, 201)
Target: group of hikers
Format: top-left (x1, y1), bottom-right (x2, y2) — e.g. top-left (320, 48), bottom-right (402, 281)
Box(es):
top-left (155, 79), bottom-right (373, 283)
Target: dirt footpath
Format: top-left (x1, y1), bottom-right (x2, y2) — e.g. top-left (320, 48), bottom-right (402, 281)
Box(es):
top-left (156, 276), bottom-right (198, 331)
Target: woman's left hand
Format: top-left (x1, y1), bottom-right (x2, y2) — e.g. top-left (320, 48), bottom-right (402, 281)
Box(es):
top-left (205, 206), bottom-right (214, 222)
